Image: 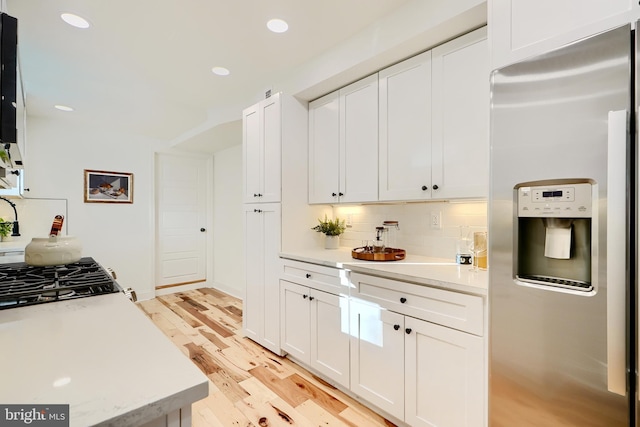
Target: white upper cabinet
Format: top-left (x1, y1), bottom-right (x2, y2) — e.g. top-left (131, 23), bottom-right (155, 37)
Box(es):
top-left (379, 27), bottom-right (488, 202)
top-left (309, 75), bottom-right (378, 204)
top-left (308, 91), bottom-right (340, 204)
top-left (339, 74), bottom-right (379, 204)
top-left (431, 27), bottom-right (489, 200)
top-left (490, 0), bottom-right (639, 70)
top-left (379, 51), bottom-right (432, 201)
top-left (243, 93), bottom-right (281, 204)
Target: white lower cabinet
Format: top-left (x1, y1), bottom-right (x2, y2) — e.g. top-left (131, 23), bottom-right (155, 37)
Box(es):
top-left (350, 300), bottom-right (405, 420)
top-left (350, 272), bottom-right (486, 427)
top-left (404, 316), bottom-right (484, 427)
top-left (279, 262), bottom-right (486, 427)
top-left (280, 279), bottom-right (350, 389)
top-left (243, 204), bottom-right (281, 355)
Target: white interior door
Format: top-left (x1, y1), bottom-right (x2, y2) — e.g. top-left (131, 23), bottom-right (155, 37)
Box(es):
top-left (156, 153), bottom-right (209, 288)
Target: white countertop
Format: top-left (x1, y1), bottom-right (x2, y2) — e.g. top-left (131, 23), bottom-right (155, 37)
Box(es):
top-left (0, 293), bottom-right (208, 427)
top-left (280, 247), bottom-right (488, 296)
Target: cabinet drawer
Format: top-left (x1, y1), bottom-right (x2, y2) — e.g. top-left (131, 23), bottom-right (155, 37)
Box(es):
top-left (281, 259), bottom-right (347, 295)
top-left (350, 272), bottom-right (484, 336)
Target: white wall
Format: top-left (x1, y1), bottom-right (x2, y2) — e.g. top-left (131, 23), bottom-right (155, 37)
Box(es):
top-left (212, 144), bottom-right (244, 298)
top-left (20, 115), bottom-right (157, 300)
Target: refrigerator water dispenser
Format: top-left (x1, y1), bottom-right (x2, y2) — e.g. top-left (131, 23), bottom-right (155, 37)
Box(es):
top-left (515, 180), bottom-right (594, 293)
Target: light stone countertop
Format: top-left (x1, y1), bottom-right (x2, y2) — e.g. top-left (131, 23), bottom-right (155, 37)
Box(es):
top-left (0, 292), bottom-right (208, 427)
top-left (280, 247), bottom-right (488, 296)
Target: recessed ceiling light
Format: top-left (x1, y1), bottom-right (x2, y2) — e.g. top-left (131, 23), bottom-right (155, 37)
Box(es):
top-left (54, 105), bottom-right (74, 112)
top-left (211, 66), bottom-right (230, 76)
top-left (267, 19), bottom-right (288, 33)
top-left (61, 13), bottom-right (90, 29)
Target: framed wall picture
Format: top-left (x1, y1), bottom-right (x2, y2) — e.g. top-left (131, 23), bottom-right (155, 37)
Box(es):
top-left (84, 169), bottom-right (133, 203)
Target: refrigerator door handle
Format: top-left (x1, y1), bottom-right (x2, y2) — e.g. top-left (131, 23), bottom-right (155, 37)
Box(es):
top-left (606, 109), bottom-right (627, 396)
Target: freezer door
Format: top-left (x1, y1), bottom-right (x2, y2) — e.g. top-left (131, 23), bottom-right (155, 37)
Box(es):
top-left (489, 25), bottom-right (632, 426)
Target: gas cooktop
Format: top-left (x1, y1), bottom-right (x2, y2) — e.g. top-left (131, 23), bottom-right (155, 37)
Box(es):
top-left (0, 257), bottom-right (122, 310)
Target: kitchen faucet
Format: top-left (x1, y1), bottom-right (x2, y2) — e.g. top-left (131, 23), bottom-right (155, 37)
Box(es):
top-left (0, 196), bottom-right (20, 236)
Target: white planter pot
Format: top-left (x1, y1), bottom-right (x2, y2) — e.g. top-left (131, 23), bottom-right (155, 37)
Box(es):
top-left (325, 235), bottom-right (340, 249)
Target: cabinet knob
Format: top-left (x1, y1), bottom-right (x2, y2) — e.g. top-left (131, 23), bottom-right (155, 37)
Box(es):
top-left (254, 209), bottom-right (262, 213)
top-left (432, 184), bottom-right (439, 190)
top-left (253, 193), bottom-right (259, 197)
top-left (421, 185), bottom-right (428, 191)
top-left (305, 273), bottom-right (311, 279)
top-left (339, 192), bottom-right (344, 197)
top-left (332, 192), bottom-right (337, 197)
top-left (309, 296), bottom-right (315, 301)
top-left (400, 297), bottom-right (407, 304)
top-left (303, 294), bottom-right (308, 299)
top-left (405, 328), bottom-right (412, 334)
top-left (393, 324), bottom-right (400, 331)
top-left (200, 228), bottom-right (206, 232)
top-left (258, 193), bottom-right (263, 197)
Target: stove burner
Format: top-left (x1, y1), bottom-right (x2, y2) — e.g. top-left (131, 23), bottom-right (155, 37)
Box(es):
top-left (0, 257), bottom-right (121, 309)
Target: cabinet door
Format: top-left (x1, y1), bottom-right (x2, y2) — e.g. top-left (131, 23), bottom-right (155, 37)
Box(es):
top-left (309, 289), bottom-right (350, 389)
top-left (490, 0), bottom-right (638, 69)
top-left (243, 205), bottom-right (264, 342)
top-left (280, 280), bottom-right (311, 364)
top-left (431, 27), bottom-right (489, 200)
top-left (339, 74), bottom-right (379, 203)
top-left (243, 103), bottom-right (261, 203)
top-left (308, 91), bottom-right (340, 204)
top-left (262, 204), bottom-right (281, 352)
top-left (405, 318), bottom-right (484, 427)
top-left (243, 203), bottom-right (281, 355)
top-left (350, 300), bottom-right (405, 420)
top-left (261, 94), bottom-right (281, 203)
top-left (379, 51), bottom-right (432, 201)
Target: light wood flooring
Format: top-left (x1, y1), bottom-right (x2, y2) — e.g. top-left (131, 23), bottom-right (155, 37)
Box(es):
top-left (138, 288), bottom-right (395, 427)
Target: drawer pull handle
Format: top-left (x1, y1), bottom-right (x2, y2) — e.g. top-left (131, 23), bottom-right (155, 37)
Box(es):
top-left (400, 297), bottom-right (407, 304)
top-left (309, 296), bottom-right (315, 301)
top-left (393, 324), bottom-right (400, 331)
top-left (305, 273), bottom-right (311, 278)
top-left (405, 328), bottom-right (412, 335)
top-left (303, 294), bottom-right (308, 299)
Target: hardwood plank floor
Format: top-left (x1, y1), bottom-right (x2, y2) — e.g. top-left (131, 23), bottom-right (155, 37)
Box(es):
top-left (138, 288), bottom-right (396, 427)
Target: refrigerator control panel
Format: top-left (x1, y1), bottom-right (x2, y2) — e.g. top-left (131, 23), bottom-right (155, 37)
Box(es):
top-left (517, 182), bottom-right (592, 218)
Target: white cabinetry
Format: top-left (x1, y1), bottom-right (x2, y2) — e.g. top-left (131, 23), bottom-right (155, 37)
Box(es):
top-left (350, 272), bottom-right (485, 427)
top-left (378, 51), bottom-right (432, 201)
top-left (243, 94), bottom-right (281, 204)
top-left (243, 204), bottom-right (282, 355)
top-left (280, 260), bottom-right (350, 388)
top-left (490, 0), bottom-right (639, 69)
top-left (309, 74), bottom-right (378, 204)
top-left (431, 27), bottom-right (489, 200)
top-left (378, 27), bottom-right (488, 201)
top-left (349, 300), bottom-right (405, 420)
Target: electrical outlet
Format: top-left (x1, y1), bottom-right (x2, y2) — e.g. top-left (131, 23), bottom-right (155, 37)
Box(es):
top-left (346, 214), bottom-right (353, 228)
top-left (430, 211), bottom-right (442, 229)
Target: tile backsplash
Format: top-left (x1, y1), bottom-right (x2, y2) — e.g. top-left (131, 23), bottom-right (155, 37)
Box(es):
top-left (333, 201), bottom-right (487, 260)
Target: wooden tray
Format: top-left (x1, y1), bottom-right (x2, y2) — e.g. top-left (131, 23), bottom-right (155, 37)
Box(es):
top-left (351, 247), bottom-right (406, 262)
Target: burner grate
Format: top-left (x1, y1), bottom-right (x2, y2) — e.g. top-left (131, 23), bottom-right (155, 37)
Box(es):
top-left (0, 257), bottom-right (121, 309)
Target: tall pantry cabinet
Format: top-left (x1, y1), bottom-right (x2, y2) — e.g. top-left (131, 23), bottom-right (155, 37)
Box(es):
top-left (242, 93), bottom-right (318, 355)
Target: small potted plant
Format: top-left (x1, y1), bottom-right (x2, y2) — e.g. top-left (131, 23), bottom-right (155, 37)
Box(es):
top-left (0, 218), bottom-right (13, 241)
top-left (312, 215), bottom-right (346, 249)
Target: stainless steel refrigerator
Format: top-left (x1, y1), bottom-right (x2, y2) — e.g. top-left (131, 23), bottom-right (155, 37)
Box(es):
top-left (489, 24), bottom-right (638, 426)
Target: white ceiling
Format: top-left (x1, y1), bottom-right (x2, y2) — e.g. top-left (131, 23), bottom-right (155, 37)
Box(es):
top-left (5, 0), bottom-right (413, 150)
